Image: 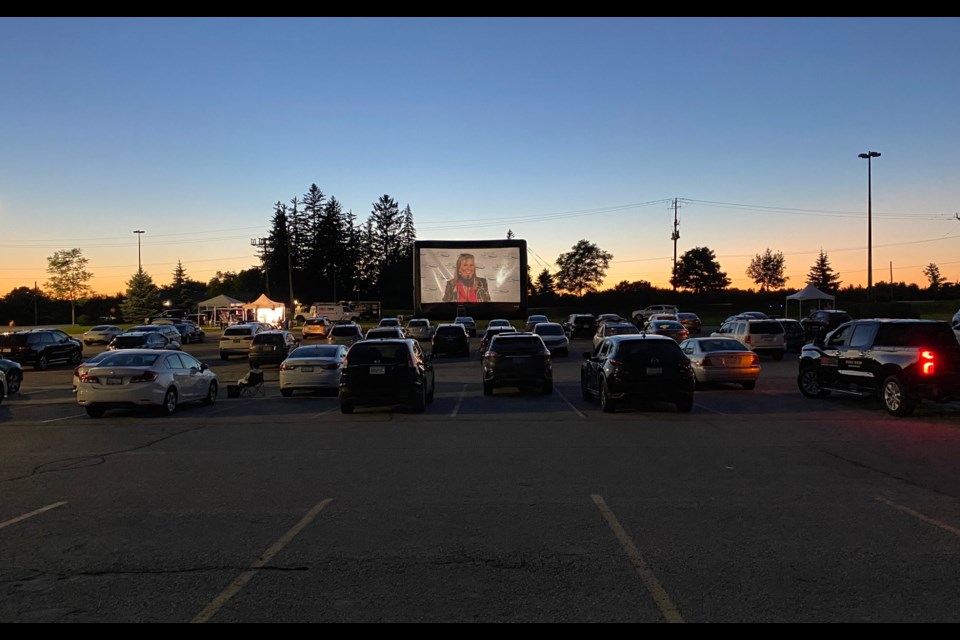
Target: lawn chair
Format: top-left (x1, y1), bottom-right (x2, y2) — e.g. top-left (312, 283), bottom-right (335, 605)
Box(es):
top-left (237, 368), bottom-right (265, 397)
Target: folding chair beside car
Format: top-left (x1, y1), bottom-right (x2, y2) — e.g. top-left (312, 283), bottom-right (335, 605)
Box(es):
top-left (239, 369), bottom-right (265, 397)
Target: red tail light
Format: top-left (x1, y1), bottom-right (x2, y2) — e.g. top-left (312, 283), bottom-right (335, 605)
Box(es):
top-left (280, 363), bottom-right (295, 371)
top-left (608, 358), bottom-right (622, 367)
top-left (744, 335), bottom-right (752, 344)
top-left (921, 350), bottom-right (935, 375)
top-left (79, 372), bottom-right (97, 383)
top-left (130, 371), bottom-right (158, 383)
top-left (701, 356), bottom-right (713, 367)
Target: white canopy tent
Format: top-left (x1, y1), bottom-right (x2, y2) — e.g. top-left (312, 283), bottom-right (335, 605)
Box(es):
top-left (785, 284), bottom-right (835, 319)
top-left (197, 294), bottom-right (245, 327)
top-left (243, 294), bottom-right (287, 327)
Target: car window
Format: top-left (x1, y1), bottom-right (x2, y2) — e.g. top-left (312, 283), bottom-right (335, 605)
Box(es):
top-left (534, 324), bottom-right (564, 336)
top-left (749, 321), bottom-right (784, 334)
top-left (615, 339), bottom-right (684, 362)
top-left (348, 343), bottom-right (408, 365)
top-left (848, 324), bottom-right (876, 350)
top-left (826, 325), bottom-right (852, 347)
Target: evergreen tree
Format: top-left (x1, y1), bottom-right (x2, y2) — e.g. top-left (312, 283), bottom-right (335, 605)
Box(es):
top-left (120, 270), bottom-right (161, 324)
top-left (746, 248), bottom-right (788, 292)
top-left (535, 269), bottom-right (557, 298)
top-left (671, 246), bottom-right (730, 293)
top-left (169, 260), bottom-right (202, 310)
top-left (303, 184), bottom-right (329, 303)
top-left (923, 263), bottom-right (943, 292)
top-left (554, 239), bottom-right (613, 297)
top-left (265, 202), bottom-right (294, 305)
top-left (806, 250), bottom-right (842, 293)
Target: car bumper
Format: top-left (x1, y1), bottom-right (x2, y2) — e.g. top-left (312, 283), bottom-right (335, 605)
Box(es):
top-left (694, 365), bottom-right (761, 384)
top-left (280, 369), bottom-right (341, 390)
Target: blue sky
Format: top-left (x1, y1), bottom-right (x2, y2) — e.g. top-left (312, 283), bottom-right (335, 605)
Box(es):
top-left (2, 17), bottom-right (959, 295)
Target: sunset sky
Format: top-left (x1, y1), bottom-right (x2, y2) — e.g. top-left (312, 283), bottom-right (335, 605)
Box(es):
top-left (2, 17), bottom-right (959, 297)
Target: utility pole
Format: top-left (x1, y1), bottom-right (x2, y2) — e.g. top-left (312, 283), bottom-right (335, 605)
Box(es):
top-left (670, 198), bottom-right (681, 289)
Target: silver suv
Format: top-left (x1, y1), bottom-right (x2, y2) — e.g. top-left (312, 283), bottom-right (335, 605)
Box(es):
top-left (219, 323), bottom-right (263, 359)
top-left (405, 318), bottom-right (433, 340)
top-left (712, 318), bottom-right (786, 360)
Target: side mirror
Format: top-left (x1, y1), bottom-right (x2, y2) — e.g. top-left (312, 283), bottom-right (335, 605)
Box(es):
top-left (201, 363), bottom-right (209, 371)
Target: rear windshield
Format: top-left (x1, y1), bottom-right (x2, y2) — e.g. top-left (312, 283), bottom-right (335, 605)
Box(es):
top-left (348, 343), bottom-right (409, 365)
top-left (650, 321), bottom-right (684, 331)
top-left (615, 340), bottom-right (684, 362)
top-left (408, 320), bottom-right (428, 327)
top-left (304, 319), bottom-right (326, 326)
top-left (289, 345), bottom-right (340, 358)
top-left (112, 335), bottom-right (147, 348)
top-left (224, 327), bottom-right (253, 336)
top-left (699, 339), bottom-right (749, 352)
top-left (98, 352), bottom-right (161, 367)
top-left (0, 334), bottom-right (28, 346)
top-left (491, 337), bottom-right (546, 354)
top-left (527, 316), bottom-right (548, 323)
top-left (875, 323), bottom-right (958, 347)
top-left (254, 334), bottom-right (285, 345)
top-left (91, 325), bottom-right (115, 331)
top-left (331, 326), bottom-right (359, 336)
top-left (605, 324), bottom-right (640, 336)
top-left (455, 317), bottom-right (474, 324)
top-left (436, 326), bottom-right (465, 336)
top-left (749, 321), bottom-right (785, 334)
top-left (573, 317), bottom-right (594, 325)
top-left (535, 324), bottom-right (565, 336)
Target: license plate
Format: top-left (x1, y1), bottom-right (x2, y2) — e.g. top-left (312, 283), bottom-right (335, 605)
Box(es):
top-left (646, 367), bottom-right (662, 375)
top-left (370, 366), bottom-right (385, 375)
top-left (232, 339), bottom-right (240, 344)
top-left (106, 377), bottom-right (122, 385)
top-left (301, 366), bottom-right (314, 372)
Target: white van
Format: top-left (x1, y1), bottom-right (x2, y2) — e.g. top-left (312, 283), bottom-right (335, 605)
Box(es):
top-left (295, 303), bottom-right (359, 324)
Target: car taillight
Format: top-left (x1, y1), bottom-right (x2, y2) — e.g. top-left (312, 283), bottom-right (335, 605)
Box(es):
top-left (280, 363), bottom-right (295, 371)
top-left (130, 371), bottom-right (158, 383)
top-left (749, 354), bottom-right (759, 366)
top-left (608, 358), bottom-right (621, 367)
top-left (701, 356), bottom-right (713, 366)
top-left (744, 335), bottom-right (752, 344)
top-left (79, 372), bottom-right (97, 383)
top-left (921, 350), bottom-right (935, 375)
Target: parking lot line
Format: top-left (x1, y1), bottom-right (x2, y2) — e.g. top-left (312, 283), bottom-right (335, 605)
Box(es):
top-left (192, 498), bottom-right (333, 624)
top-left (591, 494), bottom-right (684, 623)
top-left (310, 406), bottom-right (340, 419)
top-left (0, 501), bottom-right (68, 530)
top-left (554, 387), bottom-right (586, 418)
top-left (41, 414), bottom-right (88, 423)
top-left (874, 496), bottom-right (960, 539)
top-left (450, 384), bottom-right (468, 417)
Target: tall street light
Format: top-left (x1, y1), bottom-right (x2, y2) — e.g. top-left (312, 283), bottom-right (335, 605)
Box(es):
top-left (858, 151), bottom-right (881, 299)
top-left (133, 230), bottom-right (145, 273)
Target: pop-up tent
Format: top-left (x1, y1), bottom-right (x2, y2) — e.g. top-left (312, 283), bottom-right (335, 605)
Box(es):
top-left (785, 284), bottom-right (835, 319)
top-left (243, 293), bottom-right (287, 326)
top-left (197, 294), bottom-right (245, 326)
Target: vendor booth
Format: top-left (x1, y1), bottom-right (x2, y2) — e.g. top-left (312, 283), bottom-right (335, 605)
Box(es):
top-left (785, 284), bottom-right (835, 319)
top-left (197, 294), bottom-right (245, 327)
top-left (243, 294), bottom-right (287, 328)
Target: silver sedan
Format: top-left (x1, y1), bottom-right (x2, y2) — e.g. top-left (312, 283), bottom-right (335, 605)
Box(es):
top-left (82, 324), bottom-right (123, 345)
top-left (679, 337), bottom-right (761, 390)
top-left (279, 344), bottom-right (348, 397)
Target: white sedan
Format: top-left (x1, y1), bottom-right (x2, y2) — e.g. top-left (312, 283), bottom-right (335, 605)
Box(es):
top-left (76, 349), bottom-right (218, 417)
top-left (82, 324), bottom-right (124, 346)
top-left (279, 344), bottom-right (348, 397)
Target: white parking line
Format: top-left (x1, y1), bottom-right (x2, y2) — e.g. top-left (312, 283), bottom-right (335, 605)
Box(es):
top-left (310, 406), bottom-right (340, 419)
top-left (450, 384), bottom-right (468, 417)
top-left (875, 496), bottom-right (960, 538)
top-left (554, 387), bottom-right (586, 418)
top-left (41, 414), bottom-right (87, 423)
top-left (0, 501), bottom-right (68, 530)
top-left (192, 498), bottom-right (333, 623)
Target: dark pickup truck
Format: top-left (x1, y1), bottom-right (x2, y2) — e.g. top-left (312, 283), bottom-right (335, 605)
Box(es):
top-left (797, 319), bottom-right (960, 416)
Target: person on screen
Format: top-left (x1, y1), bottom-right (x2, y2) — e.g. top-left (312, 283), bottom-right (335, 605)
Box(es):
top-left (442, 253), bottom-right (491, 303)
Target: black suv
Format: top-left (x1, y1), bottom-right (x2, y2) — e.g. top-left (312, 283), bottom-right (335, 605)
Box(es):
top-left (248, 330), bottom-right (299, 367)
top-left (562, 313), bottom-right (597, 339)
top-left (432, 323), bottom-right (471, 358)
top-left (797, 319), bottom-right (960, 416)
top-left (0, 329), bottom-right (83, 370)
top-left (581, 334), bottom-right (695, 413)
top-left (800, 309), bottom-right (853, 343)
top-left (339, 338), bottom-right (435, 413)
top-left (481, 332), bottom-right (553, 395)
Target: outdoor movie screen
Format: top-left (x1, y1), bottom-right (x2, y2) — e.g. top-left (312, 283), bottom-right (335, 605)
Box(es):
top-left (416, 241), bottom-right (526, 306)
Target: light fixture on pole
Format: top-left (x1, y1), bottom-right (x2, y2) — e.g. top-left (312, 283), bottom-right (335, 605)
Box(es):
top-left (133, 230), bottom-right (145, 272)
top-left (857, 151), bottom-right (880, 298)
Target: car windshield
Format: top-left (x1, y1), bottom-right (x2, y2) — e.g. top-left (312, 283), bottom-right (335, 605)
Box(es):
top-left (305, 319), bottom-right (326, 326)
top-left (112, 335), bottom-right (149, 348)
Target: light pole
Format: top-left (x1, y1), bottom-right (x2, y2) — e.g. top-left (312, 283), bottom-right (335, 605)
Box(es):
top-left (133, 230), bottom-right (145, 273)
top-left (858, 151), bottom-right (880, 299)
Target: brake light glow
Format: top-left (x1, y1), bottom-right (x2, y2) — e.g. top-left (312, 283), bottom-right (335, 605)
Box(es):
top-left (130, 371), bottom-right (158, 383)
top-left (280, 363), bottom-right (296, 371)
top-left (701, 356), bottom-right (713, 366)
top-left (744, 334), bottom-right (752, 344)
top-left (921, 350), bottom-right (935, 375)
top-left (79, 372), bottom-right (97, 383)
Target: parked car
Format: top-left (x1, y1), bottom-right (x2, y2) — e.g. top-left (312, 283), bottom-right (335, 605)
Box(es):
top-left (631, 304), bottom-right (679, 324)
top-left (0, 328), bottom-right (83, 370)
top-left (0, 357), bottom-right (24, 394)
top-left (82, 324), bottom-right (123, 346)
top-left (0, 369), bottom-right (5, 404)
top-left (677, 312), bottom-right (702, 334)
top-left (953, 308), bottom-right (960, 344)
top-left (712, 318), bottom-right (786, 360)
top-left (800, 309), bottom-right (853, 343)
top-left (248, 330), bottom-right (300, 368)
top-left (524, 314), bottom-right (550, 332)
top-left (797, 319), bottom-right (960, 417)
top-left (152, 318), bottom-right (205, 344)
top-left (478, 326), bottom-right (517, 355)
top-left (454, 316), bottom-right (478, 337)
top-left (377, 317), bottom-right (402, 328)
top-left (645, 313), bottom-right (679, 324)
top-left (339, 338), bottom-right (435, 413)
top-left (219, 323), bottom-right (264, 359)
top-left (482, 332), bottom-right (553, 396)
top-left (127, 324), bottom-right (182, 349)
top-left (301, 316), bottom-right (333, 340)
top-left (581, 334), bottom-right (695, 413)
top-left (562, 314), bottom-right (596, 339)
top-left (404, 318), bottom-right (433, 340)
top-left (72, 351), bottom-right (113, 393)
top-left (432, 323), bottom-right (471, 357)
top-left (679, 337), bottom-right (761, 389)
top-left (644, 319), bottom-right (690, 343)
top-left (592, 321), bottom-right (640, 350)
top-left (279, 344), bottom-right (348, 397)
top-left (487, 319), bottom-right (514, 331)
top-left (532, 322), bottom-right (570, 357)
top-left (778, 318), bottom-right (807, 351)
top-left (366, 326), bottom-right (406, 340)
top-left (108, 331), bottom-right (178, 351)
top-left (326, 323), bottom-right (365, 347)
top-left (76, 349), bottom-right (218, 417)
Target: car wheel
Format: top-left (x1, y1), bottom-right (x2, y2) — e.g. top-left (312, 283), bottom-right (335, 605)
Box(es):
top-left (85, 406), bottom-right (106, 418)
top-left (159, 388), bottom-right (178, 415)
top-left (797, 367), bottom-right (830, 398)
top-left (881, 375), bottom-right (917, 417)
top-left (675, 393), bottom-right (694, 413)
top-left (340, 400), bottom-right (355, 414)
top-left (600, 379), bottom-right (617, 413)
top-left (35, 355), bottom-right (49, 371)
top-left (6, 371), bottom-right (21, 394)
top-left (203, 381), bottom-right (218, 405)
top-left (281, 389), bottom-right (293, 398)
top-left (483, 381), bottom-right (494, 396)
top-left (580, 372), bottom-right (594, 401)
top-left (741, 381), bottom-right (756, 390)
